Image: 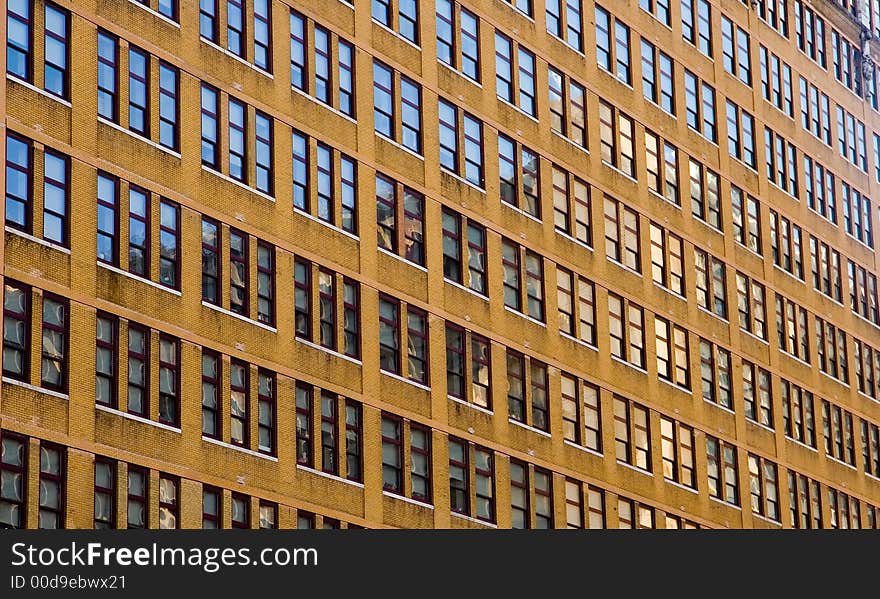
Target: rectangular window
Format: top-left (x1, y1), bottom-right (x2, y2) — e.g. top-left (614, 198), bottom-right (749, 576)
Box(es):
top-left (614, 397), bottom-right (651, 471)
top-left (158, 335), bottom-right (179, 427)
top-left (42, 4), bottom-right (68, 99)
top-left (94, 459), bottom-right (116, 529)
top-left (410, 425), bottom-right (431, 503)
top-left (201, 350), bottom-right (220, 438)
top-left (782, 379), bottom-right (816, 448)
top-left (158, 474), bottom-right (178, 529)
top-left (498, 135), bottom-right (540, 218)
top-left (343, 278), bottom-right (360, 359)
top-left (604, 197), bottom-right (640, 272)
top-left (438, 99), bottom-right (484, 187)
top-left (561, 373), bottom-right (601, 452)
top-left (158, 63), bottom-right (178, 151)
top-left (97, 31), bottom-right (118, 122)
top-left (229, 229), bottom-right (248, 315)
top-left (256, 242), bottom-right (275, 326)
top-left (295, 383), bottom-right (312, 466)
top-left (381, 414), bottom-right (403, 493)
top-left (126, 466), bottom-right (148, 529)
top-left (42, 150), bottom-right (68, 247)
top-left (345, 400), bottom-right (363, 482)
top-left (379, 295), bottom-right (400, 374)
top-left (608, 293), bottom-right (645, 369)
top-left (822, 400), bottom-right (856, 467)
top-left (320, 391), bottom-right (338, 475)
top-left (748, 454), bottom-right (780, 522)
top-left (200, 0), bottom-right (218, 41)
top-left (694, 248), bottom-right (727, 319)
top-left (254, 111), bottom-right (273, 195)
top-left (556, 267), bottom-right (596, 345)
top-left (7, 0), bottom-right (32, 82)
top-left (37, 443), bottom-right (64, 529)
top-left (699, 338), bottom-right (732, 409)
top-left (6, 133), bottom-right (32, 233)
top-left (96, 314), bottom-right (117, 408)
top-left (126, 324), bottom-right (149, 417)
top-left (40, 295), bottom-right (67, 392)
top-left (649, 222), bottom-right (685, 296)
top-left (706, 436), bottom-right (738, 505)
top-left (202, 486), bottom-right (221, 529)
top-left (128, 47), bottom-right (149, 136)
top-left (660, 416), bottom-right (695, 489)
top-left (731, 187), bottom-right (761, 254)
top-left (3, 282), bottom-right (30, 382)
top-left (407, 307), bottom-right (429, 385)
top-left (127, 186), bottom-right (149, 277)
top-left (682, 0), bottom-right (712, 57)
top-left (769, 210), bottom-right (804, 280)
top-left (228, 98), bottom-right (247, 182)
top-left (201, 218), bottom-right (220, 304)
top-left (158, 200), bottom-right (179, 290)
top-left (655, 317), bottom-right (689, 389)
top-left (598, 101), bottom-right (635, 177)
top-left (684, 70), bottom-right (717, 142)
top-left (742, 361), bottom-right (773, 427)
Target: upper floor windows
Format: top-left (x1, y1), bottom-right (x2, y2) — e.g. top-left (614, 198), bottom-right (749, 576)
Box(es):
top-left (294, 258), bottom-right (361, 358)
top-left (372, 0), bottom-right (419, 45)
top-left (684, 71), bottom-right (717, 143)
top-left (731, 186), bottom-right (761, 254)
top-left (639, 0), bottom-right (671, 27)
top-left (5, 133), bottom-right (69, 248)
top-left (608, 294), bottom-right (646, 369)
top-left (598, 101), bottom-right (635, 177)
top-left (96, 173), bottom-right (179, 290)
top-left (721, 16), bottom-right (750, 86)
top-left (436, 0), bottom-right (480, 83)
top-left (200, 0), bottom-right (272, 72)
top-left (756, 0), bottom-right (789, 38)
top-left (449, 439), bottom-right (496, 523)
top-left (548, 66), bottom-right (588, 149)
top-left (561, 373), bottom-right (601, 452)
top-left (595, 6), bottom-right (631, 85)
top-left (649, 222), bottom-right (685, 296)
top-left (681, 0), bottom-right (712, 58)
top-left (498, 135), bottom-right (540, 218)
top-left (135, 0), bottom-right (178, 21)
top-left (725, 101), bottom-right (756, 168)
top-left (546, 0), bottom-right (583, 53)
top-left (494, 33), bottom-right (537, 117)
top-left (794, 1), bottom-right (826, 68)
top-left (614, 396), bottom-right (651, 472)
top-left (640, 40), bottom-right (675, 116)
top-left (759, 46), bottom-right (793, 118)
top-left (501, 239), bottom-right (545, 322)
top-left (441, 208), bottom-right (487, 295)
top-left (644, 131), bottom-right (679, 206)
top-left (706, 436), bottom-right (739, 505)
top-left (506, 350), bottom-right (549, 432)
top-left (552, 165), bottom-right (592, 246)
top-left (289, 11), bottom-right (356, 118)
top-left (556, 267), bottom-right (597, 345)
top-left (8, 1), bottom-right (70, 100)
top-left (604, 196), bottom-right (640, 273)
top-left (373, 61), bottom-right (422, 154)
top-left (445, 323), bottom-right (492, 409)
top-left (291, 131), bottom-right (358, 233)
top-left (831, 29), bottom-right (861, 96)
top-left (501, 0), bottom-right (533, 18)
top-left (378, 295), bottom-right (429, 385)
top-left (799, 78), bottom-right (832, 146)
top-left (376, 173), bottom-right (425, 267)
top-left (438, 99), bottom-right (484, 187)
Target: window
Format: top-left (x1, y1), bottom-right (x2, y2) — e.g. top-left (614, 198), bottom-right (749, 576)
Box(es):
top-left (598, 101), bottom-right (635, 177)
top-left (689, 159), bottom-right (721, 230)
top-left (736, 272), bottom-right (767, 340)
top-left (5, 133), bottom-right (31, 233)
top-left (649, 222), bottom-right (684, 296)
top-left (126, 324), bottom-right (149, 417)
top-left (644, 132), bottom-right (679, 206)
top-left (505, 350), bottom-right (549, 432)
top-left (757, 0), bottom-right (789, 37)
top-left (294, 260), bottom-right (359, 357)
top-left (836, 107), bottom-right (868, 172)
top-left (375, 173), bottom-right (425, 266)
top-left (498, 135), bottom-right (540, 218)
top-left (0, 432), bottom-right (27, 528)
top-left (660, 416), bottom-right (695, 489)
top-left (501, 239), bottom-right (545, 322)
top-left (759, 46), bottom-right (793, 117)
top-left (372, 0), bottom-right (419, 44)
top-left (39, 294), bottom-right (67, 392)
top-left (595, 6), bottom-right (631, 85)
top-left (202, 486), bottom-right (221, 529)
top-left (788, 469), bottom-right (822, 528)
top-left (693, 248), bottom-right (727, 319)
top-left (731, 186), bottom-right (761, 254)
top-left (774, 294), bottom-right (809, 362)
top-left (134, 0), bottom-right (178, 20)
top-left (640, 41), bottom-right (675, 116)
top-left (410, 425), bottom-right (431, 503)
top-left (345, 400), bottom-right (363, 482)
top-left (682, 0), bottom-right (712, 57)
top-left (854, 340), bottom-right (880, 401)
top-left (229, 360), bottom-right (249, 447)
top-left (448, 437), bottom-right (469, 515)
top-left (699, 338), bottom-right (732, 409)
top-left (158, 200), bottom-right (179, 290)
top-left (158, 474), bottom-right (178, 529)
top-left (201, 349), bottom-right (220, 439)
top-left (684, 70), bottom-right (717, 142)
top-left (782, 379), bottom-right (816, 448)
top-left (510, 460), bottom-right (552, 529)
top-left (378, 295), bottom-right (400, 375)
top-left (252, 0), bottom-right (271, 72)
top-left (546, 0), bottom-right (583, 52)
top-left (127, 466), bottom-right (148, 529)
top-left (769, 210), bottom-right (803, 280)
top-left (799, 78), bottom-right (832, 146)
top-left (158, 63), bottom-right (178, 151)
top-left (640, 0), bottom-right (671, 26)
top-left (861, 419), bottom-right (880, 478)
top-left (96, 173), bottom-right (117, 265)
top-left (822, 400), bottom-right (856, 467)
top-left (94, 459), bottom-right (116, 529)
top-left (828, 487), bottom-right (861, 529)
top-left (502, 0), bottom-right (532, 18)
top-left (841, 183), bottom-right (873, 249)
top-left (200, 0), bottom-right (218, 41)
top-left (96, 314), bottom-right (117, 408)
top-left (254, 112), bottom-right (273, 195)
top-left (321, 391), bottom-right (339, 475)
top-left (655, 317), bottom-right (689, 389)
top-left (816, 317), bottom-right (849, 384)
top-left (445, 323), bottom-right (492, 409)
top-left (7, 0), bottom-right (32, 82)
top-left (407, 307), bottom-right (429, 385)
top-left (556, 267), bottom-right (596, 345)
top-left (37, 443), bottom-right (64, 529)
top-left (97, 30), bottom-right (118, 122)
top-left (436, 1), bottom-right (480, 82)
top-left (561, 373), bottom-right (601, 452)
top-left (764, 127), bottom-right (799, 198)
top-left (748, 454), bottom-right (780, 522)
top-left (721, 16), bottom-right (750, 85)
top-left (2, 282), bottom-right (30, 383)
top-left (803, 155), bottom-right (837, 224)
top-left (373, 61), bottom-right (422, 154)
top-left (608, 293), bottom-right (646, 369)
top-left (43, 3), bottom-right (69, 99)
top-left (291, 132), bottom-right (357, 231)
top-left (795, 2), bottom-right (826, 67)
top-left (831, 29), bottom-right (861, 95)
top-left (548, 66), bottom-right (588, 149)
top-left (551, 165), bottom-right (591, 245)
top-left (381, 415), bottom-right (432, 502)
top-left (441, 208), bottom-right (487, 295)
top-left (742, 361), bottom-right (772, 427)
top-left (343, 278), bottom-right (360, 359)
top-left (706, 436), bottom-right (738, 505)
top-left (603, 197), bottom-right (640, 272)
top-left (494, 34), bottom-right (537, 116)
top-left (295, 384), bottom-right (313, 467)
top-left (726, 101), bottom-right (756, 168)
top-left (614, 396), bottom-right (651, 472)
top-left (848, 260), bottom-right (879, 325)
top-left (438, 99), bottom-right (484, 187)
top-left (158, 335), bottom-right (179, 426)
